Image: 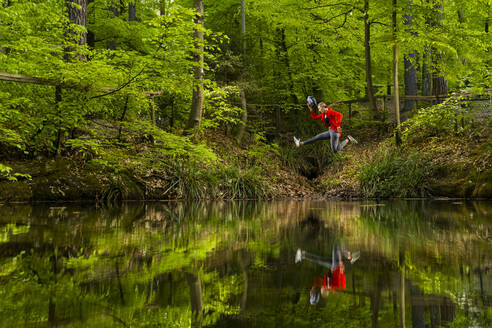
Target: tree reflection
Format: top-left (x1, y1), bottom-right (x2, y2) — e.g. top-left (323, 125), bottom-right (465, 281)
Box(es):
top-left (0, 200), bottom-right (490, 327)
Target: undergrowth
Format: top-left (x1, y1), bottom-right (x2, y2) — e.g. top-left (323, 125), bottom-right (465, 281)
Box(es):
top-left (358, 146), bottom-right (438, 198)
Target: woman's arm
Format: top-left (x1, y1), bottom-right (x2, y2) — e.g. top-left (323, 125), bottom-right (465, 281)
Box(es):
top-left (310, 110), bottom-right (323, 120)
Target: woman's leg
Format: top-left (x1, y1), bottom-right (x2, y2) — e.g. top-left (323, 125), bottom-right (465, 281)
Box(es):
top-left (329, 129), bottom-right (340, 153)
top-left (329, 129), bottom-right (348, 153)
top-left (332, 244), bottom-right (343, 268)
top-left (303, 251), bottom-right (334, 270)
top-left (302, 131), bottom-right (331, 145)
top-left (336, 139), bottom-right (348, 152)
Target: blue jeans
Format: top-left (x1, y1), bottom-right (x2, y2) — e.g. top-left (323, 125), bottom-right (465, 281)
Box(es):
top-left (303, 244), bottom-right (347, 270)
top-left (303, 129), bottom-right (347, 153)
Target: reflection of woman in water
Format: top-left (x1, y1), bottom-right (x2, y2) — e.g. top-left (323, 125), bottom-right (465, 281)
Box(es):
top-left (296, 244), bottom-right (359, 304)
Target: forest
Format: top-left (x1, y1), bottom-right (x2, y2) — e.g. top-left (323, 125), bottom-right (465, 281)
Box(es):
top-left (0, 0), bottom-right (491, 201)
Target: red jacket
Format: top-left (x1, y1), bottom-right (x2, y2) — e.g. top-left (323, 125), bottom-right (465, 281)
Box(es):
top-left (330, 264), bottom-right (346, 290)
top-left (310, 108), bottom-right (343, 133)
top-left (313, 264), bottom-right (346, 291)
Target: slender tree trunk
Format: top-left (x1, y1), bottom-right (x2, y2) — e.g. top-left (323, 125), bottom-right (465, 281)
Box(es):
top-left (422, 46), bottom-right (432, 96)
top-left (364, 0), bottom-right (378, 118)
top-left (185, 272), bottom-right (203, 326)
top-left (48, 249), bottom-right (58, 324)
top-left (108, 2), bottom-right (120, 50)
top-left (410, 285), bottom-right (425, 328)
top-left (118, 95), bottom-right (129, 141)
top-left (150, 97), bottom-right (156, 126)
top-left (87, 0), bottom-right (95, 48)
top-left (393, 0), bottom-right (402, 146)
top-left (115, 261), bottom-right (126, 305)
top-left (241, 0), bottom-right (246, 60)
top-left (238, 255), bottom-right (248, 311)
top-left (371, 275), bottom-right (383, 328)
top-left (404, 52), bottom-right (417, 111)
top-left (236, 0), bottom-right (248, 142)
top-left (159, 0), bottom-right (166, 15)
top-left (431, 51), bottom-right (448, 100)
top-left (400, 253), bottom-right (406, 328)
top-left (279, 28), bottom-right (298, 104)
top-left (430, 304), bottom-right (441, 327)
top-left (236, 89), bottom-right (248, 142)
top-left (54, 86), bottom-right (63, 157)
top-left (55, 0), bottom-right (88, 156)
top-left (129, 1), bottom-right (136, 21)
top-left (185, 0), bottom-right (205, 135)
top-left (430, 1), bottom-right (447, 102)
top-left (403, 0), bottom-right (417, 113)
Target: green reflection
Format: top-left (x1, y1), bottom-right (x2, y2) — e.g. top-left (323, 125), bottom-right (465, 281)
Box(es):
top-left (0, 200), bottom-right (490, 327)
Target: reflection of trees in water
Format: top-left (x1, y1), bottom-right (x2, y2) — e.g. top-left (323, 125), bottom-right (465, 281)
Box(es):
top-left (0, 201), bottom-right (490, 327)
top-left (0, 201), bottom-right (315, 326)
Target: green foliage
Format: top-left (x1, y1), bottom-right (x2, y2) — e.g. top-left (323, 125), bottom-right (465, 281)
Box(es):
top-left (0, 164), bottom-right (30, 182)
top-left (0, 0), bottom-right (211, 160)
top-left (246, 132), bottom-right (279, 167)
top-left (401, 94), bottom-right (474, 142)
top-left (359, 147), bottom-right (438, 198)
top-left (218, 165), bottom-right (272, 199)
top-left (201, 85), bottom-right (243, 130)
top-left (167, 159), bottom-right (272, 200)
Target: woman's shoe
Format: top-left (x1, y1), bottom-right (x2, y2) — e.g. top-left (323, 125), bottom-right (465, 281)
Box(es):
top-left (347, 135), bottom-right (358, 144)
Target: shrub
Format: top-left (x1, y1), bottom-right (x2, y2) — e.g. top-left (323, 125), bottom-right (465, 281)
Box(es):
top-left (358, 148), bottom-right (437, 198)
top-left (401, 94), bottom-right (473, 142)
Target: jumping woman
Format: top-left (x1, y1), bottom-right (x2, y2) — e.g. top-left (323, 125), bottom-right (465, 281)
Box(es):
top-left (293, 100), bottom-right (357, 153)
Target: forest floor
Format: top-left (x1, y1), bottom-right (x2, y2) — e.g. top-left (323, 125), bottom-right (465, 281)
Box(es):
top-left (0, 106), bottom-right (490, 202)
top-left (245, 112), bottom-right (492, 200)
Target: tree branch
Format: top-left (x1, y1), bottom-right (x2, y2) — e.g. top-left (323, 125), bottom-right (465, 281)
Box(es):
top-left (89, 67), bottom-right (146, 99)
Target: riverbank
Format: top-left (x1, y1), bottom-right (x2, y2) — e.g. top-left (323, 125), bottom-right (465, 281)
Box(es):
top-left (1, 95), bottom-right (491, 202)
top-left (1, 129), bottom-right (490, 202)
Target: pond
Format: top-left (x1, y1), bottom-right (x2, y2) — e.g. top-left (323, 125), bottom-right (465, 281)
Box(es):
top-left (0, 200), bottom-right (491, 327)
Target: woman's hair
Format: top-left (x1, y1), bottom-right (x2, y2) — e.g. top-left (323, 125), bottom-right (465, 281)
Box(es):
top-left (317, 102), bottom-right (329, 112)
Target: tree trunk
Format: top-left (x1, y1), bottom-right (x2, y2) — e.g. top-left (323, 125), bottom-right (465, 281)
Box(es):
top-left (403, 0), bottom-right (417, 113)
top-left (129, 1), bottom-right (137, 21)
top-left (403, 52), bottom-right (417, 112)
top-left (185, 272), bottom-right (203, 326)
top-left (430, 1), bottom-right (447, 102)
top-left (48, 249), bottom-right (58, 324)
top-left (185, 0), bottom-right (205, 135)
top-left (364, 0), bottom-right (378, 118)
top-left (421, 46), bottom-right (432, 96)
top-left (370, 275), bottom-right (383, 328)
top-left (393, 0), bottom-right (402, 146)
top-left (279, 28), bottom-right (298, 104)
top-left (431, 52), bottom-right (448, 100)
top-left (66, 0), bottom-right (88, 46)
top-left (159, 0), bottom-right (166, 15)
top-left (236, 0), bottom-right (248, 142)
top-left (108, 2), bottom-right (121, 50)
top-left (236, 89), bottom-right (248, 142)
top-left (65, 0), bottom-right (88, 60)
top-left (410, 285), bottom-right (425, 328)
top-left (400, 252), bottom-right (406, 328)
top-left (241, 0), bottom-right (246, 61)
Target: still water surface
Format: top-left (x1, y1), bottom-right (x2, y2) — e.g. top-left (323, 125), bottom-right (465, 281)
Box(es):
top-left (0, 200), bottom-right (491, 327)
